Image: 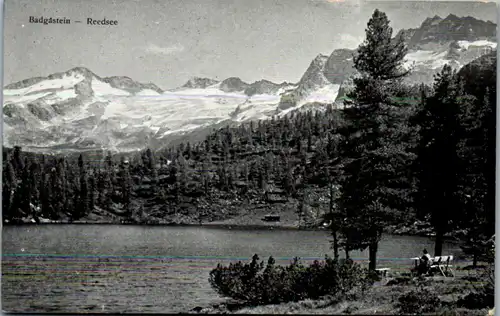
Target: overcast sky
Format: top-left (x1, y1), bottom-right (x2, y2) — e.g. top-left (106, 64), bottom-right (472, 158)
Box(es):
top-left (4, 0), bottom-right (497, 89)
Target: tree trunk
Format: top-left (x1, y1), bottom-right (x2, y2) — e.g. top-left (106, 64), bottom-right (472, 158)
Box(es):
top-left (329, 183), bottom-right (339, 261)
top-left (434, 228), bottom-right (444, 256)
top-left (332, 231), bottom-right (340, 261)
top-left (369, 242), bottom-right (378, 271)
top-left (345, 249), bottom-right (350, 260)
top-left (473, 252), bottom-right (478, 268)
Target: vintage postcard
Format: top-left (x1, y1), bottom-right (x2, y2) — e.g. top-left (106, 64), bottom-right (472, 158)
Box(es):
top-left (2, 0), bottom-right (496, 314)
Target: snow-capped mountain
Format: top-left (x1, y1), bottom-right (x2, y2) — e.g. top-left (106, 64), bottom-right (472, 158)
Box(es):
top-left (280, 14), bottom-right (496, 109)
top-left (3, 68), bottom-right (298, 152)
top-left (278, 54), bottom-right (342, 113)
top-left (3, 14), bottom-right (496, 153)
top-left (181, 77), bottom-right (292, 96)
top-left (398, 14), bottom-right (496, 49)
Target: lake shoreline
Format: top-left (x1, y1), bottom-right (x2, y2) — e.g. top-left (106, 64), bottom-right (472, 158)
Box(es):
top-left (2, 219), bottom-right (454, 239)
top-left (1, 219), bottom-right (334, 231)
top-left (2, 220), bottom-right (311, 230)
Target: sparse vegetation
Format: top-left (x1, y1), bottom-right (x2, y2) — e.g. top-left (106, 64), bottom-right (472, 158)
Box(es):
top-left (209, 254), bottom-right (369, 306)
top-left (204, 260), bottom-right (493, 315)
top-left (457, 263), bottom-right (495, 310)
top-left (397, 283), bottom-right (442, 314)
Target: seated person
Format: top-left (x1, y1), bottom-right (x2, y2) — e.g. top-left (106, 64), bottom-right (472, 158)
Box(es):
top-left (411, 249), bottom-right (432, 276)
top-left (417, 249), bottom-right (432, 275)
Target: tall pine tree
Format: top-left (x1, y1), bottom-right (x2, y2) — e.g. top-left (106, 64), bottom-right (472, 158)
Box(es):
top-left (74, 154), bottom-right (89, 220)
top-left (119, 157), bottom-right (132, 219)
top-left (338, 9), bottom-right (412, 271)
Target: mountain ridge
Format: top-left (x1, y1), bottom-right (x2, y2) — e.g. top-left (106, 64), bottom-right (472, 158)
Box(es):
top-left (3, 14), bottom-right (497, 154)
top-left (395, 13), bottom-right (496, 49)
top-left (5, 67), bottom-right (164, 95)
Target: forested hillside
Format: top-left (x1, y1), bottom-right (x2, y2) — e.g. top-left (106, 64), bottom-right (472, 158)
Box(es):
top-left (3, 105), bottom-right (353, 226)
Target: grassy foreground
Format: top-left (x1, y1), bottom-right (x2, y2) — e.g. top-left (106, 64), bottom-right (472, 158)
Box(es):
top-left (190, 261), bottom-right (493, 315)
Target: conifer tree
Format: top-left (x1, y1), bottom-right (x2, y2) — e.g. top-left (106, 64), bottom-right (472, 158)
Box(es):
top-left (38, 156), bottom-right (52, 219)
top-left (202, 159), bottom-right (211, 195)
top-left (71, 154), bottom-right (89, 220)
top-left (3, 156), bottom-right (16, 220)
top-left (12, 146), bottom-right (24, 175)
top-left (103, 152), bottom-right (114, 210)
top-left (414, 65), bottom-right (464, 256)
top-left (456, 84), bottom-right (496, 264)
top-left (20, 158), bottom-right (32, 216)
top-left (119, 157), bottom-right (132, 218)
top-left (88, 172), bottom-right (96, 214)
top-left (338, 9), bottom-right (412, 271)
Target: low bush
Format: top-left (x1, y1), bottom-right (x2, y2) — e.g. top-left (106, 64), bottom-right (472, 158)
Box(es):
top-left (457, 263), bottom-right (494, 310)
top-left (386, 276), bottom-right (412, 286)
top-left (208, 254), bottom-right (369, 306)
top-left (396, 284), bottom-right (442, 314)
top-left (457, 292), bottom-right (493, 310)
top-left (343, 305), bottom-right (359, 314)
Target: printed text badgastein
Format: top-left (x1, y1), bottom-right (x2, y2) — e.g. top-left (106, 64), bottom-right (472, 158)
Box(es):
top-left (29, 16), bottom-right (71, 25)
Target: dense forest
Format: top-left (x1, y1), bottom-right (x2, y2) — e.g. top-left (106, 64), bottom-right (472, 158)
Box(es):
top-left (3, 10), bottom-right (495, 270)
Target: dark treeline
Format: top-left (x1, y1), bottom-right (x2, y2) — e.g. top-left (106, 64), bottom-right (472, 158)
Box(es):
top-left (2, 107), bottom-right (348, 222)
top-left (3, 10), bottom-right (495, 271)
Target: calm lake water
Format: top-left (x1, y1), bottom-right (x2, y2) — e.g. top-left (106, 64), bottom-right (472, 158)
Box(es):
top-left (2, 225), bottom-right (462, 313)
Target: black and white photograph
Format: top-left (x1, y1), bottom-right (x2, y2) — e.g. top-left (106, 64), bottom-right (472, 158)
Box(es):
top-left (1, 0), bottom-right (497, 314)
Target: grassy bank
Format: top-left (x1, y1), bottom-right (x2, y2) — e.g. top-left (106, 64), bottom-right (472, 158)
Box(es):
top-left (191, 261), bottom-right (493, 315)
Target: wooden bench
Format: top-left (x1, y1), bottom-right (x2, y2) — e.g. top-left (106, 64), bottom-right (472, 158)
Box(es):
top-left (410, 255), bottom-right (454, 277)
top-left (375, 267), bottom-right (391, 277)
top-left (430, 255), bottom-right (454, 277)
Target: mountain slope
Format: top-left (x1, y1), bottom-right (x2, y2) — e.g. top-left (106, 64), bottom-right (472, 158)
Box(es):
top-left (3, 69), bottom-right (295, 152)
top-left (278, 54), bottom-right (341, 112)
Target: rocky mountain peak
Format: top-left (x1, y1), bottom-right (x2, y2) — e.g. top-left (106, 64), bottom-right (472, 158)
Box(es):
top-left (443, 13), bottom-right (460, 21)
top-left (277, 54), bottom-right (333, 111)
top-left (4, 66), bottom-right (97, 90)
top-left (310, 54), bottom-right (329, 65)
top-left (298, 54), bottom-right (330, 86)
top-left (243, 79), bottom-right (288, 96)
top-left (421, 15), bottom-right (443, 26)
top-left (182, 77), bottom-right (220, 89)
top-left (65, 66), bottom-right (96, 78)
top-left (407, 14), bottom-right (496, 48)
top-left (103, 76), bottom-right (163, 94)
top-left (219, 77), bottom-right (249, 93)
